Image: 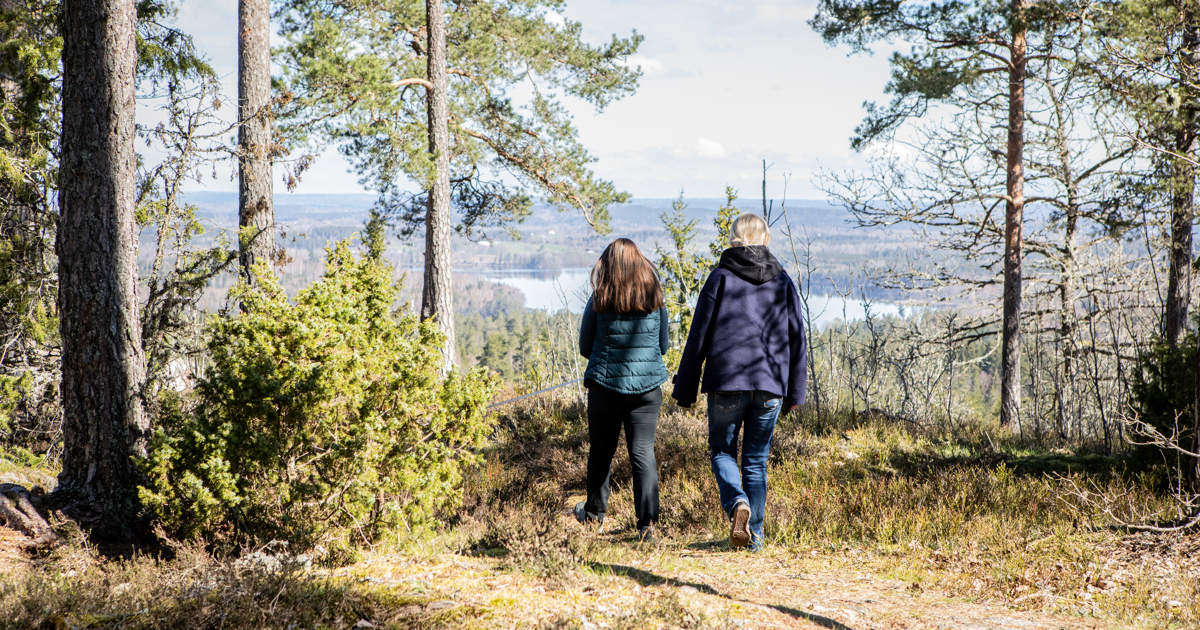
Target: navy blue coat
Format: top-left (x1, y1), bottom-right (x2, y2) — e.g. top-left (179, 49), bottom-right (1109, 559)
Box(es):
top-left (671, 246), bottom-right (808, 408)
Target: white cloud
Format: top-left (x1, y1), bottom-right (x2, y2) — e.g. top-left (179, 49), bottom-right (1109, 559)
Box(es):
top-left (175, 0), bottom-right (892, 199)
top-left (624, 55), bottom-right (666, 76)
top-left (752, 2), bottom-right (812, 26)
top-left (695, 138), bottom-right (727, 159)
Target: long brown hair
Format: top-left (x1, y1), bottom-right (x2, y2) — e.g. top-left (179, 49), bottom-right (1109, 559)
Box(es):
top-left (591, 238), bottom-right (664, 314)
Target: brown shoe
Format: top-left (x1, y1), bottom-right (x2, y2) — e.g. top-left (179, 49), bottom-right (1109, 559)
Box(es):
top-left (730, 502), bottom-right (751, 548)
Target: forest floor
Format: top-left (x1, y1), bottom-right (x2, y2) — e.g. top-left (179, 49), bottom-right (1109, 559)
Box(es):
top-left (2, 509), bottom-right (1193, 630)
top-left (315, 503), bottom-right (1189, 630)
top-left (2, 400), bottom-right (1199, 629)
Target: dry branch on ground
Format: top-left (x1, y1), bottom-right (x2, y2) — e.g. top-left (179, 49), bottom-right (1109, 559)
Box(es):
top-left (0, 482), bottom-right (57, 549)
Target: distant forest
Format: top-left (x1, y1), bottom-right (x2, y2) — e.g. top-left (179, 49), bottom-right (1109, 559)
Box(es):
top-left (171, 192), bottom-right (915, 313)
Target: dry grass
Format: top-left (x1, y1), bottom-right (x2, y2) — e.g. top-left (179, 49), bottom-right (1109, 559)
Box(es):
top-left (451, 394), bottom-right (1198, 627)
top-left (0, 447), bottom-right (57, 491)
top-left (0, 541), bottom-right (463, 630)
top-left (0, 393), bottom-right (1197, 629)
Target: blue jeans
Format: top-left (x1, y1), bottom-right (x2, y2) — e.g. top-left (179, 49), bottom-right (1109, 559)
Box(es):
top-left (708, 390), bottom-right (782, 549)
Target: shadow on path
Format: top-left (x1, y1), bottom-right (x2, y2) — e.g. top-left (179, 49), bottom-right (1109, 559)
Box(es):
top-left (588, 562), bottom-right (859, 630)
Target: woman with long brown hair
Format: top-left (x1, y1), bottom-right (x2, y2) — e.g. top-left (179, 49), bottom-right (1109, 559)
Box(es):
top-left (575, 238), bottom-right (669, 542)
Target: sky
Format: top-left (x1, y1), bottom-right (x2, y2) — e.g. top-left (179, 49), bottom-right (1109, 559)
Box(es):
top-left (175, 0), bottom-right (894, 201)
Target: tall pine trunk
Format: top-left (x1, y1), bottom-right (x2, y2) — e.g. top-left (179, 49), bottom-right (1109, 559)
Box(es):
top-left (55, 0), bottom-right (147, 541)
top-left (1170, 7), bottom-right (1200, 489)
top-left (1182, 6), bottom-right (1200, 490)
top-left (1165, 164), bottom-right (1194, 347)
top-left (238, 0), bottom-right (274, 280)
top-left (1166, 12), bottom-right (1198, 348)
top-left (1192, 339), bottom-right (1200, 494)
top-left (999, 0), bottom-right (1028, 428)
top-left (421, 0), bottom-right (455, 371)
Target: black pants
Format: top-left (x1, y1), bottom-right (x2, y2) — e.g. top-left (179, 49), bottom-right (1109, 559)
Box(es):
top-left (583, 385), bottom-right (662, 529)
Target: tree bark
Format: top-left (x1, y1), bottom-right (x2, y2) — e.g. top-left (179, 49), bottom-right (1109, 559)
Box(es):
top-left (421, 0), bottom-right (456, 371)
top-left (238, 0), bottom-right (274, 281)
top-left (1058, 214), bottom-right (1078, 436)
top-left (55, 0), bottom-right (148, 541)
top-left (1047, 70), bottom-right (1080, 441)
top-left (1166, 12), bottom-right (1198, 348)
top-left (1165, 159), bottom-right (1193, 347)
top-left (1194, 320), bottom-right (1200, 489)
top-left (1185, 10), bottom-right (1200, 490)
top-left (999, 0), bottom-right (1028, 428)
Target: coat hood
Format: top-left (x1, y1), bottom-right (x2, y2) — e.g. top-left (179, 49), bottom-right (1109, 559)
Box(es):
top-left (718, 245), bottom-right (784, 286)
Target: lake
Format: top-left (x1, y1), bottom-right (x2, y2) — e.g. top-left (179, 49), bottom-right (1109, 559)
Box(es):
top-left (470, 268), bottom-right (912, 328)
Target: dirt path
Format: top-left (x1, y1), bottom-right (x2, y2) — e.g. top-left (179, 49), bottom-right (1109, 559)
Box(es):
top-left (338, 539), bottom-right (1117, 630)
top-left (0, 507), bottom-right (1141, 629)
top-left (0, 521), bottom-right (1134, 629)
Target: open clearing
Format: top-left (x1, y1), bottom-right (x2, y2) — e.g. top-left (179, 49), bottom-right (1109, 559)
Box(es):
top-left (334, 530), bottom-right (1120, 630)
top-left (2, 495), bottom-right (1196, 628)
top-left (302, 502), bottom-right (1196, 630)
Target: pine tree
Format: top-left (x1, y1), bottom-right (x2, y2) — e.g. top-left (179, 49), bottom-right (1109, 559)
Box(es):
top-left (275, 0), bottom-right (641, 366)
top-left (655, 192), bottom-right (708, 355)
top-left (810, 0), bottom-right (1066, 426)
top-left (421, 0), bottom-right (454, 370)
top-left (710, 186), bottom-right (740, 262)
top-left (1097, 0), bottom-right (1200, 347)
top-left (0, 0), bottom-right (61, 435)
top-left (238, 0), bottom-right (274, 280)
top-left (55, 0), bottom-right (147, 540)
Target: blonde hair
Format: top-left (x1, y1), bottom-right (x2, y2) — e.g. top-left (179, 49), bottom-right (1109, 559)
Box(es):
top-left (730, 213), bottom-right (770, 247)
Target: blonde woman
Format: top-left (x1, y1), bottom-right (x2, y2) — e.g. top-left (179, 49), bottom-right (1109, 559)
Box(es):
top-left (575, 238), bottom-right (670, 542)
top-left (672, 214), bottom-right (807, 550)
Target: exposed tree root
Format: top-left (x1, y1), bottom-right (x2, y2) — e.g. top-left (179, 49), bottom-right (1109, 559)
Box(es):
top-left (0, 483), bottom-right (59, 549)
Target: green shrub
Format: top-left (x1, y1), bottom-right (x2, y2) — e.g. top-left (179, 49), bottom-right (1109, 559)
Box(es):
top-left (0, 372), bottom-right (30, 436)
top-left (1130, 334), bottom-right (1196, 473)
top-left (140, 242), bottom-right (499, 550)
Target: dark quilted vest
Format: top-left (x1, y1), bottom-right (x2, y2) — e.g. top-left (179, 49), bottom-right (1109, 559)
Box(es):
top-left (584, 310), bottom-right (669, 395)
